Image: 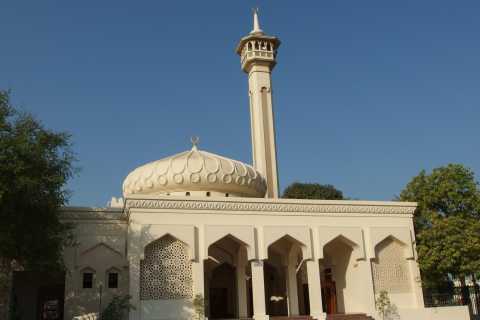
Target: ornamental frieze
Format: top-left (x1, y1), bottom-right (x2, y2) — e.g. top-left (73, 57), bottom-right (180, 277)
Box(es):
top-left (124, 198), bottom-right (415, 216)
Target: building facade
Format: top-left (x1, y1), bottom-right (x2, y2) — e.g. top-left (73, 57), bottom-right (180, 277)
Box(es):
top-left (57, 11), bottom-right (469, 320)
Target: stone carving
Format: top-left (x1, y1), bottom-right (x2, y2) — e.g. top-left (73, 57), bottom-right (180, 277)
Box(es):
top-left (125, 199), bottom-right (416, 216)
top-left (372, 238), bottom-right (411, 293)
top-left (140, 235), bottom-right (193, 300)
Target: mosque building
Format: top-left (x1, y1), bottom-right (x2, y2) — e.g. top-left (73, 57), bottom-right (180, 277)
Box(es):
top-left (16, 10), bottom-right (469, 320)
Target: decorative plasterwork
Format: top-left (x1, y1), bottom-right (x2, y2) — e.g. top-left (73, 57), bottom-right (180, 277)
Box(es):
top-left (368, 227), bottom-right (415, 259)
top-left (372, 239), bottom-right (412, 293)
top-left (139, 225), bottom-right (196, 261)
top-left (122, 146), bottom-right (267, 198)
top-left (125, 198), bottom-right (416, 216)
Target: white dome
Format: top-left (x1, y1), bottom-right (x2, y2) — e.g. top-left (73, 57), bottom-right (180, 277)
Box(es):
top-left (122, 146), bottom-right (267, 198)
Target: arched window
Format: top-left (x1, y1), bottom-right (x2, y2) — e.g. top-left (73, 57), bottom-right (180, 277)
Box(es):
top-left (80, 267), bottom-right (95, 289)
top-left (372, 237), bottom-right (411, 294)
top-left (140, 235), bottom-right (193, 300)
top-left (106, 267), bottom-right (121, 289)
top-left (248, 42), bottom-right (252, 51)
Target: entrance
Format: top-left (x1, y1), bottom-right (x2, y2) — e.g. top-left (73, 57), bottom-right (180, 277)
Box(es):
top-left (321, 236), bottom-right (357, 314)
top-left (11, 271), bottom-right (65, 320)
top-left (321, 268), bottom-right (337, 314)
top-left (208, 264), bottom-right (236, 319)
top-left (205, 235), bottom-right (250, 319)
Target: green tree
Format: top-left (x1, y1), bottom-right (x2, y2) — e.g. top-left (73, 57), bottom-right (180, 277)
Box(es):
top-left (102, 295), bottom-right (135, 320)
top-left (282, 182), bottom-right (344, 200)
top-left (399, 164), bottom-right (480, 298)
top-left (0, 90), bottom-right (76, 319)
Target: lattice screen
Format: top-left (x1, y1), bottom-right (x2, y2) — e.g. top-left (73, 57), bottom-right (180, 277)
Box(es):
top-left (372, 238), bottom-right (411, 293)
top-left (140, 235), bottom-right (193, 300)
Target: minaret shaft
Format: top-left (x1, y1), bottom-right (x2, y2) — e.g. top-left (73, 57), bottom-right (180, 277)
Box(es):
top-left (236, 11), bottom-right (281, 198)
top-left (248, 64), bottom-right (279, 198)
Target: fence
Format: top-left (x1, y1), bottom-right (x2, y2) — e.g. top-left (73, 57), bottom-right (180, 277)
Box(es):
top-left (424, 285), bottom-right (480, 316)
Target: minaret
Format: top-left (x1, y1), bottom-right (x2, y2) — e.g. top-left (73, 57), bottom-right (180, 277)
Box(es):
top-left (236, 9), bottom-right (281, 198)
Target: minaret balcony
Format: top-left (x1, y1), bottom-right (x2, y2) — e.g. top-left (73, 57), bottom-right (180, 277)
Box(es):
top-left (236, 33), bottom-right (281, 73)
top-left (241, 49), bottom-right (276, 70)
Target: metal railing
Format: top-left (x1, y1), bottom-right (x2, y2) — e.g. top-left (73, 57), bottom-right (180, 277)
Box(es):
top-left (424, 285), bottom-right (480, 316)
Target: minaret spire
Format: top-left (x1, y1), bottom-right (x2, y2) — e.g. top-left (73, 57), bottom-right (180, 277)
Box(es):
top-left (251, 8), bottom-right (263, 34)
top-left (236, 11), bottom-right (281, 198)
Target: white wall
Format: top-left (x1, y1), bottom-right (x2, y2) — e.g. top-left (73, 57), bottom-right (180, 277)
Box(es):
top-left (63, 197), bottom-right (427, 320)
top-left (141, 300), bottom-right (194, 320)
top-left (395, 306), bottom-right (469, 320)
top-left (62, 208), bottom-right (128, 319)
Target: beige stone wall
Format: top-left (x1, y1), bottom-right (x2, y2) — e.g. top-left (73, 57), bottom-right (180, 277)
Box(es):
top-left (60, 196), bottom-right (450, 320)
top-left (61, 208), bottom-right (128, 319)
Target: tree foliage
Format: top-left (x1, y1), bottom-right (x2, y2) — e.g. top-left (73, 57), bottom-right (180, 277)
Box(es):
top-left (282, 182), bottom-right (344, 200)
top-left (102, 295), bottom-right (135, 320)
top-left (399, 164), bottom-right (480, 282)
top-left (0, 90), bottom-right (75, 270)
top-left (0, 90), bottom-right (76, 317)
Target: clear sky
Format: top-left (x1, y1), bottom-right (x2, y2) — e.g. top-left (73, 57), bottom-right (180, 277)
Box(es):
top-left (1, 1), bottom-right (479, 206)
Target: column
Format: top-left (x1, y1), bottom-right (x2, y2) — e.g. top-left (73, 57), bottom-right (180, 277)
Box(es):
top-left (128, 222), bottom-right (142, 320)
top-left (192, 261), bottom-right (205, 298)
top-left (251, 260), bottom-right (269, 320)
top-left (365, 260), bottom-right (378, 316)
top-left (408, 258), bottom-right (425, 307)
top-left (237, 248), bottom-right (248, 318)
top-left (286, 261), bottom-right (299, 315)
top-left (409, 223), bottom-right (425, 308)
top-left (128, 256), bottom-right (141, 320)
top-left (306, 260), bottom-right (325, 320)
top-left (192, 225), bottom-right (205, 299)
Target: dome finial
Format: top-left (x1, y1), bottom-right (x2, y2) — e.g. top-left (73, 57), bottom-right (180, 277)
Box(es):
top-left (251, 7), bottom-right (263, 34)
top-left (190, 136), bottom-right (200, 150)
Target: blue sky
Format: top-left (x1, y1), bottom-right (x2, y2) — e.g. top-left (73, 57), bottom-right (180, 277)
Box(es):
top-left (1, 1), bottom-right (479, 206)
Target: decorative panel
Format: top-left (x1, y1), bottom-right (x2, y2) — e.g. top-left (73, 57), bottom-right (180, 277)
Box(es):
top-left (140, 235), bottom-right (192, 300)
top-left (372, 239), bottom-right (411, 293)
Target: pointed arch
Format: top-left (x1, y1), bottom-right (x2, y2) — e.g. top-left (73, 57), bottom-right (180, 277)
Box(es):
top-left (368, 227), bottom-right (414, 259)
top-left (204, 225), bottom-right (255, 260)
top-left (262, 226), bottom-right (312, 260)
top-left (141, 224), bottom-right (195, 260)
top-left (317, 226), bottom-right (365, 260)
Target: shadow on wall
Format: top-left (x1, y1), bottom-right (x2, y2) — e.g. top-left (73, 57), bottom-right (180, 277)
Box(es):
top-left (64, 218), bottom-right (129, 319)
top-left (11, 271), bottom-right (65, 320)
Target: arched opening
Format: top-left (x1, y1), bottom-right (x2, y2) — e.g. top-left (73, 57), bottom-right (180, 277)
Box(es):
top-left (321, 236), bottom-right (357, 314)
top-left (265, 235), bottom-right (307, 316)
top-left (205, 235), bottom-right (250, 319)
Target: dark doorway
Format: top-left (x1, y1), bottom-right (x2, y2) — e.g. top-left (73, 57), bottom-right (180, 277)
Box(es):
top-left (321, 268), bottom-right (337, 314)
top-left (12, 271), bottom-right (65, 320)
top-left (264, 261), bottom-right (287, 316)
top-left (209, 263), bottom-right (236, 319)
